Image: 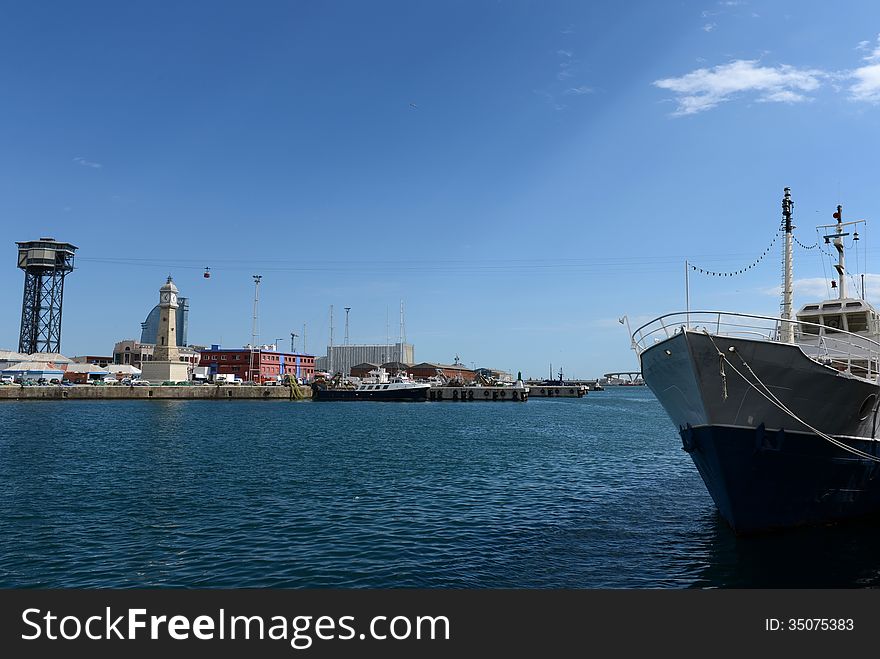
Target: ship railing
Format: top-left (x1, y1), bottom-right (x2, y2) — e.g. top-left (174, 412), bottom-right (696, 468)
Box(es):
top-left (632, 310), bottom-right (880, 380)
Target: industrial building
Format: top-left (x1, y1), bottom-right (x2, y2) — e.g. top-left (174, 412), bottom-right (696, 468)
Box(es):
top-left (408, 362), bottom-right (476, 382)
top-left (63, 363), bottom-right (111, 383)
top-left (0, 350), bottom-right (71, 379)
top-left (316, 343), bottom-right (414, 375)
top-left (199, 345), bottom-right (315, 384)
top-left (71, 355), bottom-right (113, 368)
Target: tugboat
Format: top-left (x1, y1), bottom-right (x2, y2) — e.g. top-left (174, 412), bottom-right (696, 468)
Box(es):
top-left (632, 188), bottom-right (880, 533)
top-left (311, 366), bottom-right (430, 401)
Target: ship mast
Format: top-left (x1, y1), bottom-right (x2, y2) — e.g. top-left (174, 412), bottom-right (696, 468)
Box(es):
top-left (820, 206), bottom-right (864, 302)
top-left (832, 205), bottom-right (846, 300)
top-left (780, 187), bottom-right (795, 343)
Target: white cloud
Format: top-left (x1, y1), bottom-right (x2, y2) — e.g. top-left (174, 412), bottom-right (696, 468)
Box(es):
top-left (703, 23), bottom-right (716, 32)
top-left (762, 274), bottom-right (880, 303)
top-left (653, 59), bottom-right (824, 115)
top-left (850, 34), bottom-right (880, 102)
top-left (759, 89), bottom-right (808, 103)
top-left (557, 49), bottom-right (572, 58)
top-left (73, 156), bottom-right (102, 169)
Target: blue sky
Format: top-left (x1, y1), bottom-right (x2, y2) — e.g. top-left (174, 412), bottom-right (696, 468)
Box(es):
top-left (3, 0), bottom-right (880, 378)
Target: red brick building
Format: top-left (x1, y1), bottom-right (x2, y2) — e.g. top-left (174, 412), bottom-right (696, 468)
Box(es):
top-left (199, 345), bottom-right (315, 383)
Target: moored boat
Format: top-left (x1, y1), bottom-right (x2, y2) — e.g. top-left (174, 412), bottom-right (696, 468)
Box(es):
top-left (311, 366), bottom-right (429, 401)
top-left (632, 188), bottom-right (880, 533)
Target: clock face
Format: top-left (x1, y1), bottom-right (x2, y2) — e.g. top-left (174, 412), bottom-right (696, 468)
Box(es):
top-left (161, 292), bottom-right (170, 302)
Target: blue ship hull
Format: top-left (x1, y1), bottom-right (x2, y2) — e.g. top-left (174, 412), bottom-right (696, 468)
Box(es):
top-left (681, 424), bottom-right (880, 533)
top-left (640, 329), bottom-right (880, 533)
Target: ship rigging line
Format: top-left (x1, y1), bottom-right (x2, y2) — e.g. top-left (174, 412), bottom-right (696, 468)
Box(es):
top-left (702, 331), bottom-right (880, 463)
top-left (688, 228), bottom-right (779, 278)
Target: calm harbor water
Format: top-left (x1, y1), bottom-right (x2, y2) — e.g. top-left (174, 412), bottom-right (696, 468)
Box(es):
top-left (2, 387), bottom-right (880, 588)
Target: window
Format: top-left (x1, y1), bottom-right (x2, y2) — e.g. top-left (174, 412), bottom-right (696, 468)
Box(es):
top-left (847, 313), bottom-right (868, 333)
top-left (823, 314), bottom-right (843, 333)
top-left (800, 316), bottom-right (820, 335)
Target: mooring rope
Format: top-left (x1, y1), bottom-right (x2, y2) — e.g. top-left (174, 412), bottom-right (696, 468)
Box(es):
top-left (701, 330), bottom-right (880, 463)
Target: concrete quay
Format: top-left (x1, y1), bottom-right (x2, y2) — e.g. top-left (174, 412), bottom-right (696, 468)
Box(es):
top-left (428, 386), bottom-right (528, 401)
top-left (0, 384), bottom-right (311, 401)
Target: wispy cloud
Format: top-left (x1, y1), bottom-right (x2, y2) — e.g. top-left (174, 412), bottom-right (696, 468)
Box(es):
top-left (653, 59), bottom-right (824, 115)
top-left (702, 23), bottom-right (716, 32)
top-left (557, 59), bottom-right (575, 81)
top-left (73, 156), bottom-right (102, 169)
top-left (564, 86), bottom-right (593, 96)
top-left (537, 46), bottom-right (595, 110)
top-left (850, 34), bottom-right (880, 102)
top-left (560, 24), bottom-right (575, 35)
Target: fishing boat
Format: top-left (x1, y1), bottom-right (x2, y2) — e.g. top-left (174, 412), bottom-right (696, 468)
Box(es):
top-left (631, 188), bottom-right (880, 533)
top-left (311, 366), bottom-right (430, 401)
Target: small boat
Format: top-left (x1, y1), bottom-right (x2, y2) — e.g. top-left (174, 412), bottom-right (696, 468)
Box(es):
top-left (311, 366), bottom-right (430, 401)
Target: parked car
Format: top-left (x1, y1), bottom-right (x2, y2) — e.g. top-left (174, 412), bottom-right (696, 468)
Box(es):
top-left (0, 375), bottom-right (14, 385)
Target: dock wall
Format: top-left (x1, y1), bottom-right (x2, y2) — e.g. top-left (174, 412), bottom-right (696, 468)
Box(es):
top-left (0, 385), bottom-right (311, 401)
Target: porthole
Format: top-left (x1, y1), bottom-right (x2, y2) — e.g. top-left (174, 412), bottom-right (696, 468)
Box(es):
top-left (859, 393), bottom-right (877, 421)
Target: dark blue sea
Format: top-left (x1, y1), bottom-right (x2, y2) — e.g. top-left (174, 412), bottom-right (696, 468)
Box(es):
top-left (2, 388), bottom-right (880, 588)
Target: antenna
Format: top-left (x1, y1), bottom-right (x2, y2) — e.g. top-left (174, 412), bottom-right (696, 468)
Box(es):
top-left (329, 305), bottom-right (334, 374)
top-left (302, 322), bottom-right (307, 354)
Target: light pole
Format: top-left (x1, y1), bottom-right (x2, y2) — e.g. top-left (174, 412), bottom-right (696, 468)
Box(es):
top-left (344, 307), bottom-right (351, 376)
top-left (290, 332), bottom-right (298, 353)
top-left (251, 275), bottom-right (262, 382)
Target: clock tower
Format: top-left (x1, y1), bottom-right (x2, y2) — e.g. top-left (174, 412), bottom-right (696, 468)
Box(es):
top-left (140, 276), bottom-right (191, 384)
top-left (153, 276), bottom-right (181, 362)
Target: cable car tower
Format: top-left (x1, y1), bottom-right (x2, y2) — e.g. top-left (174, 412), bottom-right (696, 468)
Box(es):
top-left (16, 238), bottom-right (78, 354)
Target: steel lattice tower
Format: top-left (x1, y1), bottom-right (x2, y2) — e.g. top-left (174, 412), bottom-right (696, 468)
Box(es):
top-left (17, 238), bottom-right (78, 354)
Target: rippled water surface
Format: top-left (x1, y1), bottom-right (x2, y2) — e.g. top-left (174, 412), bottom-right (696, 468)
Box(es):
top-left (3, 388), bottom-right (880, 588)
